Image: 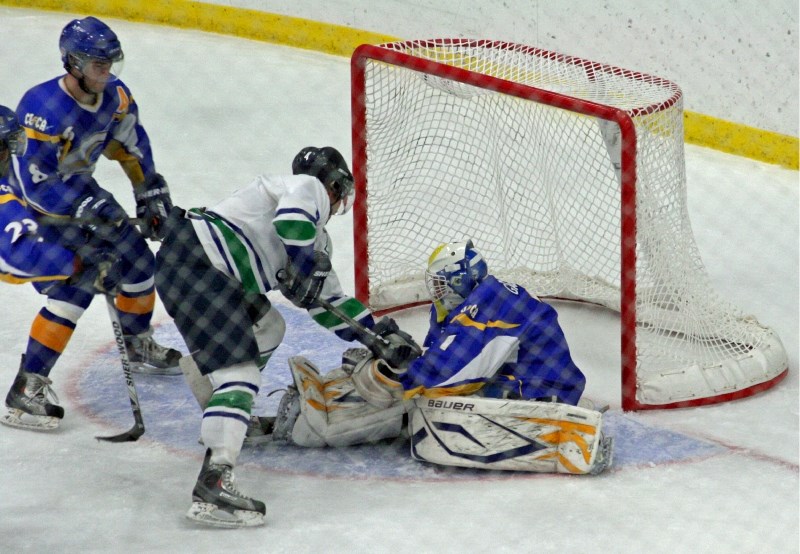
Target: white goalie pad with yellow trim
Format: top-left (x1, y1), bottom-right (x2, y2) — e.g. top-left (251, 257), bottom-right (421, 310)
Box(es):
top-left (286, 356), bottom-right (405, 447)
top-left (409, 396), bottom-right (613, 474)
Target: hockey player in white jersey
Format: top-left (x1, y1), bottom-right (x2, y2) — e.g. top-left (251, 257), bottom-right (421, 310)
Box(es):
top-left (271, 240), bottom-right (613, 476)
top-left (154, 146), bottom-right (418, 527)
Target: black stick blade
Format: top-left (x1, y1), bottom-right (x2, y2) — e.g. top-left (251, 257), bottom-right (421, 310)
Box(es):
top-left (95, 423), bottom-right (145, 443)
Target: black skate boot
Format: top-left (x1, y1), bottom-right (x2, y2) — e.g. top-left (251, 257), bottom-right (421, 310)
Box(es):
top-left (2, 355), bottom-right (64, 431)
top-left (186, 449), bottom-right (266, 528)
top-left (124, 327), bottom-right (181, 375)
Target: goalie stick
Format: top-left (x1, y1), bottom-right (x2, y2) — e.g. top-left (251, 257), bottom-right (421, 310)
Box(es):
top-left (96, 293), bottom-right (145, 442)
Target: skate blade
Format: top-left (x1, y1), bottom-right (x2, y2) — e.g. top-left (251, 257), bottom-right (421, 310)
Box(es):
top-left (1, 409), bottom-right (60, 431)
top-left (589, 436), bottom-right (615, 475)
top-left (186, 502), bottom-right (266, 528)
top-left (129, 362), bottom-right (181, 376)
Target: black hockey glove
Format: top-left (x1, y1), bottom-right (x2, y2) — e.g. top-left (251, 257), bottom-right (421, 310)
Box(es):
top-left (71, 189), bottom-right (127, 243)
top-left (368, 317), bottom-right (422, 370)
top-left (66, 248), bottom-right (122, 295)
top-left (276, 251), bottom-right (332, 309)
top-left (134, 173), bottom-right (173, 240)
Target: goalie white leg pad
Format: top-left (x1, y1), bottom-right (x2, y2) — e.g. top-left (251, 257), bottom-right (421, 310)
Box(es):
top-left (409, 396), bottom-right (612, 474)
top-left (350, 356), bottom-right (403, 409)
top-left (286, 356), bottom-right (404, 447)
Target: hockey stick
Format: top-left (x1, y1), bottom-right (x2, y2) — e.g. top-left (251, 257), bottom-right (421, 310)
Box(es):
top-left (37, 215), bottom-right (142, 228)
top-left (313, 297), bottom-right (421, 367)
top-left (96, 293), bottom-right (145, 442)
top-left (314, 297), bottom-right (385, 348)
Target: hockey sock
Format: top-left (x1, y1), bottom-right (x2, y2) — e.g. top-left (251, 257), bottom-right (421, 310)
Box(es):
top-left (115, 286), bottom-right (155, 336)
top-left (24, 308), bottom-right (77, 376)
top-left (201, 361), bottom-right (260, 466)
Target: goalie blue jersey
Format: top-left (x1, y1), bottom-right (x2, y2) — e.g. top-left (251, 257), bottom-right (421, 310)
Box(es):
top-left (401, 275), bottom-right (586, 405)
top-left (15, 76), bottom-right (156, 216)
top-left (0, 173), bottom-right (75, 284)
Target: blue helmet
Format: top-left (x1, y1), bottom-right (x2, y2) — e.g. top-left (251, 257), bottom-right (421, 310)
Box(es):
top-left (425, 239), bottom-right (488, 316)
top-left (59, 17), bottom-right (124, 75)
top-left (0, 105), bottom-right (27, 178)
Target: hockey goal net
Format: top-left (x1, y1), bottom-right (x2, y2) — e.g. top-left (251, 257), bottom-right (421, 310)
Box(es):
top-left (350, 39), bottom-right (788, 410)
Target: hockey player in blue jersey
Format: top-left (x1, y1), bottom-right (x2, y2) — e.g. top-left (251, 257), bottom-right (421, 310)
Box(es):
top-left (0, 104), bottom-right (122, 429)
top-left (400, 240), bottom-right (586, 403)
top-left (4, 16), bottom-right (182, 431)
top-left (155, 146), bottom-right (418, 527)
top-left (274, 240), bottom-right (612, 474)
top-left (0, 105), bottom-right (75, 284)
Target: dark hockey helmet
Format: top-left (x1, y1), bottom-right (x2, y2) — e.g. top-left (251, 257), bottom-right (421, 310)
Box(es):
top-left (292, 146), bottom-right (355, 213)
top-left (59, 16), bottom-right (124, 76)
top-left (0, 105), bottom-right (27, 178)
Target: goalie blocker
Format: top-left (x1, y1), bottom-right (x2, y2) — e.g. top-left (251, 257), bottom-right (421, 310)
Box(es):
top-left (276, 355), bottom-right (612, 475)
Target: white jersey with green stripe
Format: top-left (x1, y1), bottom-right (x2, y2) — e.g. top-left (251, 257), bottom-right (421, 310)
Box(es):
top-left (189, 173), bottom-right (331, 294)
top-left (187, 173), bottom-right (374, 338)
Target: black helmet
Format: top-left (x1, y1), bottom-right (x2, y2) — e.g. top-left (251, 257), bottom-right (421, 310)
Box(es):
top-left (292, 146), bottom-right (354, 205)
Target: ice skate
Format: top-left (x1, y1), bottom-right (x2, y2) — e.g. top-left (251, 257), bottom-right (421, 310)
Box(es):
top-left (2, 356), bottom-right (64, 431)
top-left (270, 386), bottom-right (300, 443)
top-left (124, 327), bottom-right (181, 375)
top-left (186, 449), bottom-right (266, 528)
top-left (244, 415), bottom-right (275, 445)
top-left (589, 434), bottom-right (615, 475)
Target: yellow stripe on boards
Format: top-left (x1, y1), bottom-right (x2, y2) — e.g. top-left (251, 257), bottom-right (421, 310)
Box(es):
top-left (684, 111), bottom-right (798, 170)
top-left (3, 0), bottom-right (795, 169)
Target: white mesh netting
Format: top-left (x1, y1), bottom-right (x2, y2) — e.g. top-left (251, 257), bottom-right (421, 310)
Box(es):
top-left (353, 39), bottom-right (786, 407)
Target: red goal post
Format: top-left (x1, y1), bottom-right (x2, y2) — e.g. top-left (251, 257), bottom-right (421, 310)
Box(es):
top-left (350, 39), bottom-right (788, 411)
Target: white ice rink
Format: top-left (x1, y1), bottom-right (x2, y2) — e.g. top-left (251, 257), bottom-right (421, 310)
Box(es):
top-left (0, 8), bottom-right (798, 553)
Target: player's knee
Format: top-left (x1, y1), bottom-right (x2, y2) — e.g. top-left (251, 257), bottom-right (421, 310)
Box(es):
top-left (208, 360), bottom-right (261, 394)
top-left (254, 306), bottom-right (286, 353)
top-left (46, 298), bottom-right (87, 324)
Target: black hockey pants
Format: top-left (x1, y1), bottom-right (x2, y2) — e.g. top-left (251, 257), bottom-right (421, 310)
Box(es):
top-left (154, 208), bottom-right (270, 375)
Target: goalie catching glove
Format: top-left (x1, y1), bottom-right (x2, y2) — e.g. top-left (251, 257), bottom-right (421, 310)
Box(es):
top-left (276, 250), bottom-right (332, 309)
top-left (134, 173), bottom-right (173, 240)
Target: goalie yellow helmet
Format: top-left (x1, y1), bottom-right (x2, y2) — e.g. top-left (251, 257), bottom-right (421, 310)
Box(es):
top-left (425, 239), bottom-right (488, 320)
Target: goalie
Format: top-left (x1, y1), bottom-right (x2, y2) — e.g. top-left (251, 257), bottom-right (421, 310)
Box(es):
top-left (273, 240), bottom-right (613, 476)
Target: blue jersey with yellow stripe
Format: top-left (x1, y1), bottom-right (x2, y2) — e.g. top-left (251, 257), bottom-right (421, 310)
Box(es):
top-left (15, 75), bottom-right (155, 215)
top-left (0, 174), bottom-right (75, 283)
top-left (401, 275), bottom-right (586, 405)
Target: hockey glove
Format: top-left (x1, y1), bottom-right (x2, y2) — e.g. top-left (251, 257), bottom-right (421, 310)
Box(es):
top-left (368, 317), bottom-right (422, 369)
top-left (67, 248), bottom-right (122, 294)
top-left (276, 251), bottom-right (332, 309)
top-left (72, 190), bottom-right (128, 242)
top-left (134, 173), bottom-right (173, 240)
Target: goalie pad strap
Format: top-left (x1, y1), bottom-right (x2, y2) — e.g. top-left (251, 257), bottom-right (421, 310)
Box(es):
top-left (409, 396), bottom-right (610, 474)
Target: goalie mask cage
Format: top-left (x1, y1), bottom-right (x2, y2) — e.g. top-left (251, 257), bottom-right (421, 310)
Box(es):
top-left (350, 39), bottom-right (788, 411)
